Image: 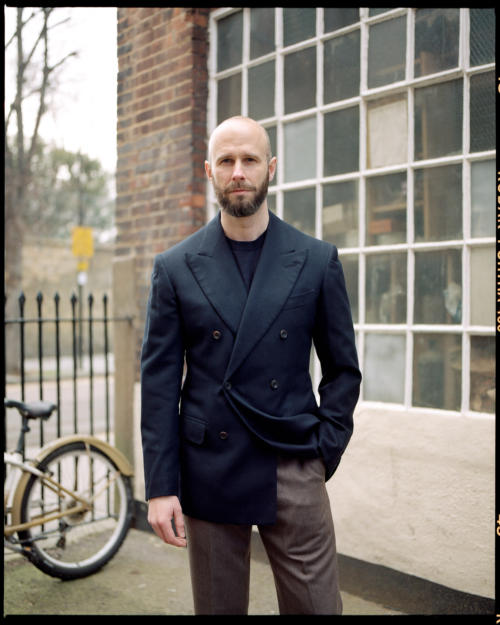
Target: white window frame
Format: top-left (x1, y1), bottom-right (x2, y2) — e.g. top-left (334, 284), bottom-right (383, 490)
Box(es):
top-left (207, 7), bottom-right (495, 417)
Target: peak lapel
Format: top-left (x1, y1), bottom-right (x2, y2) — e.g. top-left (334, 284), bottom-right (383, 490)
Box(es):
top-left (225, 213), bottom-right (307, 380)
top-left (185, 214), bottom-right (247, 335)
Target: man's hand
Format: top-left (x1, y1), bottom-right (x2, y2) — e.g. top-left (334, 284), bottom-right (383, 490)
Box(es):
top-left (147, 495), bottom-right (187, 548)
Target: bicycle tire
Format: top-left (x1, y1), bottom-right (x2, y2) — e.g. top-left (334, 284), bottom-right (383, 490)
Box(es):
top-left (18, 441), bottom-right (133, 580)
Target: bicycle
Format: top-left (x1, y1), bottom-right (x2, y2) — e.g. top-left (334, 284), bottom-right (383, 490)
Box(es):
top-left (4, 398), bottom-right (134, 580)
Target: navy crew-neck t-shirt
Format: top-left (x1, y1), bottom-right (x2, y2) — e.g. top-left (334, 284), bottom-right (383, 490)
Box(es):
top-left (226, 230), bottom-right (267, 292)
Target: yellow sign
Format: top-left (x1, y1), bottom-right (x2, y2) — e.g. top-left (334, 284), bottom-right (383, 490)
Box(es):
top-left (72, 226), bottom-right (94, 258)
top-left (77, 260), bottom-right (89, 272)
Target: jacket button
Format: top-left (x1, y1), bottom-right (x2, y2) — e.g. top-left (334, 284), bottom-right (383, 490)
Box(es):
top-left (212, 330), bottom-right (222, 340)
top-left (270, 379), bottom-right (279, 390)
top-left (219, 431), bottom-right (228, 440)
top-left (280, 329), bottom-right (288, 339)
top-left (224, 381), bottom-right (232, 390)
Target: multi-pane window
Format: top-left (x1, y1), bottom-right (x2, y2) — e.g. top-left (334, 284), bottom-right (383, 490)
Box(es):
top-left (208, 8), bottom-right (495, 414)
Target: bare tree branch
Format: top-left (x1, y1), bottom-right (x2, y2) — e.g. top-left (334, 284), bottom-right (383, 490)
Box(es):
top-left (4, 8), bottom-right (37, 50)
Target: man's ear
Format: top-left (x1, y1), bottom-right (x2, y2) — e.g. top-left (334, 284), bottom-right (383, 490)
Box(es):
top-left (204, 160), bottom-right (212, 180)
top-left (268, 156), bottom-right (277, 182)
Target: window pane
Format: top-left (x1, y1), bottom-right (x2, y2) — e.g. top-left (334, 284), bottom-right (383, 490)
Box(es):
top-left (322, 180), bottom-right (358, 248)
top-left (341, 254), bottom-right (358, 322)
top-left (284, 47), bottom-right (316, 114)
top-left (471, 160), bottom-right (495, 238)
top-left (284, 117), bottom-right (316, 182)
top-left (470, 335), bottom-right (495, 413)
top-left (414, 79), bottom-right (463, 160)
top-left (368, 16), bottom-right (406, 88)
top-left (324, 8), bottom-right (359, 32)
top-left (324, 31), bottom-right (360, 103)
top-left (366, 173), bottom-right (406, 245)
top-left (470, 246), bottom-right (494, 326)
top-left (217, 73), bottom-right (241, 124)
top-left (470, 8), bottom-right (495, 66)
top-left (413, 334), bottom-right (461, 411)
top-left (250, 7), bottom-right (275, 60)
top-left (283, 187), bottom-right (315, 237)
top-left (414, 165), bottom-right (462, 242)
top-left (414, 249), bottom-right (462, 324)
top-left (364, 334), bottom-right (405, 403)
top-left (283, 8), bottom-right (316, 46)
top-left (267, 192), bottom-right (276, 213)
top-left (217, 11), bottom-right (243, 72)
top-left (366, 253), bottom-right (407, 323)
top-left (266, 125), bottom-right (277, 163)
top-left (324, 106), bottom-right (359, 176)
top-left (367, 96), bottom-right (407, 168)
top-left (414, 8), bottom-right (459, 77)
top-left (369, 9), bottom-right (393, 17)
top-left (470, 71), bottom-right (495, 153)
top-left (248, 61), bottom-right (275, 120)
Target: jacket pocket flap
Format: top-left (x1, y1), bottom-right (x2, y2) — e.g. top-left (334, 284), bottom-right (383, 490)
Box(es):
top-left (182, 417), bottom-right (206, 445)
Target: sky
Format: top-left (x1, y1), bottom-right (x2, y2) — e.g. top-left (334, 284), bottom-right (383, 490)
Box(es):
top-left (4, 7), bottom-right (118, 174)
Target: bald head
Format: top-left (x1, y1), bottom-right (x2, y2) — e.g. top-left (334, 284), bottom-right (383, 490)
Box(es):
top-left (207, 116), bottom-right (272, 167)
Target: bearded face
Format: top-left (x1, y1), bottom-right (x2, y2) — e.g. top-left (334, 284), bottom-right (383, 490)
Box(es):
top-left (213, 170), bottom-right (270, 218)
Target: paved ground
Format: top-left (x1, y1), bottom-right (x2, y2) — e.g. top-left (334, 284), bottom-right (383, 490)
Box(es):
top-left (4, 527), bottom-right (405, 616)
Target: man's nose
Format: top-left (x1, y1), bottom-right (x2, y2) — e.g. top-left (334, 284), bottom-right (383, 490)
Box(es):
top-left (232, 160), bottom-right (245, 180)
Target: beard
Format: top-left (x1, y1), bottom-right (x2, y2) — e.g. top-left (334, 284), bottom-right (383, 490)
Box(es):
top-left (214, 172), bottom-right (269, 218)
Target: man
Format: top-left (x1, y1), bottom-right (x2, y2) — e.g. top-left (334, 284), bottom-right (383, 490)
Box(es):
top-left (141, 116), bottom-right (361, 615)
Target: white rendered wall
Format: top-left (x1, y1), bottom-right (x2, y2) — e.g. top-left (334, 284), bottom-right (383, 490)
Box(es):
top-left (328, 404), bottom-right (495, 598)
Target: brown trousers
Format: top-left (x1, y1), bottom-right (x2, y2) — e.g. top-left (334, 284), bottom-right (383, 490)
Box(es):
top-left (184, 456), bottom-right (342, 615)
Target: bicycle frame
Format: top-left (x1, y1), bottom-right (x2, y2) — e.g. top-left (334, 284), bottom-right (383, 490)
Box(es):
top-left (5, 434), bottom-right (133, 543)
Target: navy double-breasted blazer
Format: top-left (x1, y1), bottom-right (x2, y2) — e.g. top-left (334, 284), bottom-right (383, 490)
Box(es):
top-left (141, 210), bottom-right (361, 525)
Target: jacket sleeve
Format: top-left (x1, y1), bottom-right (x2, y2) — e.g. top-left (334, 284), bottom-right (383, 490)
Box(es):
top-left (140, 255), bottom-right (185, 500)
top-left (313, 245), bottom-right (361, 480)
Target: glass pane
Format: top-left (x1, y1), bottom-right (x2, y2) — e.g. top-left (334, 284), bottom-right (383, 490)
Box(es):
top-left (470, 71), bottom-right (495, 153)
top-left (248, 61), bottom-right (275, 120)
top-left (414, 8), bottom-right (459, 77)
top-left (471, 160), bottom-right (495, 237)
top-left (250, 7), bottom-right (275, 60)
top-left (470, 335), bottom-right (495, 412)
top-left (284, 47), bottom-right (316, 114)
top-left (366, 173), bottom-right (406, 245)
top-left (266, 125), bottom-right (277, 163)
top-left (368, 16), bottom-right (406, 88)
top-left (324, 8), bottom-right (359, 32)
top-left (217, 11), bottom-right (243, 72)
top-left (470, 246), bottom-right (494, 326)
top-left (324, 106), bottom-right (359, 176)
top-left (217, 73), bottom-right (241, 124)
top-left (284, 117), bottom-right (316, 182)
top-left (414, 79), bottom-right (462, 160)
top-left (322, 180), bottom-right (358, 248)
top-left (369, 9), bottom-right (392, 17)
top-left (470, 8), bottom-right (495, 66)
top-left (364, 334), bottom-right (405, 403)
top-left (283, 8), bottom-right (316, 46)
top-left (414, 165), bottom-right (462, 242)
top-left (283, 187), bottom-right (315, 237)
top-left (267, 192), bottom-right (276, 213)
top-left (341, 254), bottom-right (358, 322)
top-left (414, 249), bottom-right (462, 324)
top-left (413, 334), bottom-right (461, 410)
top-left (366, 253), bottom-right (407, 324)
top-left (324, 30), bottom-right (360, 103)
top-left (367, 96), bottom-right (407, 168)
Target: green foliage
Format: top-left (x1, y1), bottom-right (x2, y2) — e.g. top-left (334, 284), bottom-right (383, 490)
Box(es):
top-left (22, 141), bottom-right (114, 239)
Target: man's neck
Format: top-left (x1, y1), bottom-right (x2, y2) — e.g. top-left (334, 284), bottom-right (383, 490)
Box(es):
top-left (220, 203), bottom-right (269, 242)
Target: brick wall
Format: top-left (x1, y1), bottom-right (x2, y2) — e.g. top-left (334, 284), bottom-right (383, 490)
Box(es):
top-left (116, 7), bottom-right (210, 362)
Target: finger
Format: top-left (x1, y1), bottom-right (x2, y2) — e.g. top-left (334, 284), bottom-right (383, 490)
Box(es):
top-left (172, 508), bottom-right (186, 539)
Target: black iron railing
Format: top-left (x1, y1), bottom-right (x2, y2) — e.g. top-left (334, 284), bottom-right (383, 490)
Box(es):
top-left (4, 292), bottom-right (131, 455)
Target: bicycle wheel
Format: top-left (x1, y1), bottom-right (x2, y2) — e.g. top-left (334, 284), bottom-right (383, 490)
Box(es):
top-left (18, 441), bottom-right (133, 580)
